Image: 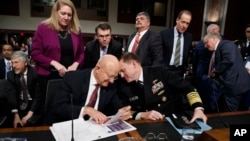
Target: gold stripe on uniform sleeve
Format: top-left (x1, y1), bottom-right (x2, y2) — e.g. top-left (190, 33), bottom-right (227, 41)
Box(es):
top-left (186, 91), bottom-right (202, 105)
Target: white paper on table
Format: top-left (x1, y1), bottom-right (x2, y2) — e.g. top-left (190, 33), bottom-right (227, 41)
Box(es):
top-left (50, 117), bottom-right (136, 141)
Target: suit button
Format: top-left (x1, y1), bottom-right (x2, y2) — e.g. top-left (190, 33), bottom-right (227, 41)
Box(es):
top-left (158, 104), bottom-right (161, 107)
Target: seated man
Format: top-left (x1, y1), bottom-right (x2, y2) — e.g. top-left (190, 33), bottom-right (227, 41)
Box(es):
top-left (45, 55), bottom-right (131, 125)
top-left (7, 51), bottom-right (43, 128)
top-left (118, 52), bottom-right (207, 123)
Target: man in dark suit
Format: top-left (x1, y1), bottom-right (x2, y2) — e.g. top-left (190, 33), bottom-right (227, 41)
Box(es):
top-left (0, 44), bottom-right (14, 79)
top-left (83, 22), bottom-right (123, 69)
top-left (47, 55), bottom-right (131, 125)
top-left (118, 52), bottom-right (207, 123)
top-left (192, 24), bottom-right (222, 113)
top-left (204, 32), bottom-right (250, 112)
top-left (160, 10), bottom-right (193, 77)
top-left (7, 51), bottom-right (42, 128)
top-left (124, 11), bottom-right (163, 67)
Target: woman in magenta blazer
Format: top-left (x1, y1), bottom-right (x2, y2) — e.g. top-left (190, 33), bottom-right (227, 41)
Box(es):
top-left (31, 0), bottom-right (85, 105)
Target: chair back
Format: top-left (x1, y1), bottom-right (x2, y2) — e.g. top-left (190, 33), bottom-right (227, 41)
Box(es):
top-left (45, 79), bottom-right (63, 114)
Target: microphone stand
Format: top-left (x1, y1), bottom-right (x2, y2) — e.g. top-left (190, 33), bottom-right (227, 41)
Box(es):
top-left (70, 94), bottom-right (74, 141)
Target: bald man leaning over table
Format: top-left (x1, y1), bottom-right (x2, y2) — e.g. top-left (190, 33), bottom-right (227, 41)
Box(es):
top-left (44, 55), bottom-right (131, 125)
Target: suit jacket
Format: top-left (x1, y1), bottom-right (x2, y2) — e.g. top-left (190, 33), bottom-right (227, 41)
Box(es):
top-left (0, 58), bottom-right (6, 79)
top-left (192, 41), bottom-right (213, 78)
top-left (83, 39), bottom-right (122, 69)
top-left (31, 23), bottom-right (85, 75)
top-left (118, 66), bottom-right (203, 117)
top-left (125, 30), bottom-right (163, 66)
top-left (214, 40), bottom-right (250, 95)
top-left (7, 66), bottom-right (42, 113)
top-left (160, 28), bottom-right (193, 73)
top-left (50, 69), bottom-right (123, 123)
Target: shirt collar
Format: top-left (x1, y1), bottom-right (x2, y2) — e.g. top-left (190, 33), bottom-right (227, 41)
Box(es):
top-left (138, 67), bottom-right (143, 82)
top-left (90, 70), bottom-right (98, 86)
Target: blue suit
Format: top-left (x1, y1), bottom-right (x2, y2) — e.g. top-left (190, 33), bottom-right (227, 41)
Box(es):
top-left (214, 40), bottom-right (250, 111)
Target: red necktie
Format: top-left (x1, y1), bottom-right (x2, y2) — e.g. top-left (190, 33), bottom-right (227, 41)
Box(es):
top-left (132, 33), bottom-right (140, 53)
top-left (87, 85), bottom-right (99, 108)
top-left (208, 51), bottom-right (215, 74)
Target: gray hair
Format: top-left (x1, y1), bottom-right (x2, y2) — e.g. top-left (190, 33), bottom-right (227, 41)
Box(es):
top-left (136, 11), bottom-right (150, 22)
top-left (11, 51), bottom-right (29, 63)
top-left (207, 24), bottom-right (220, 33)
top-left (203, 32), bottom-right (222, 41)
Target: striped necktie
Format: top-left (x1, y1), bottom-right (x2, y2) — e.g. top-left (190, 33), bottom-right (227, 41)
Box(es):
top-left (174, 34), bottom-right (181, 67)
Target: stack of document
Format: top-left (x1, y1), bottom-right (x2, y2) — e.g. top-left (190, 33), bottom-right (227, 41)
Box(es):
top-left (50, 115), bottom-right (136, 141)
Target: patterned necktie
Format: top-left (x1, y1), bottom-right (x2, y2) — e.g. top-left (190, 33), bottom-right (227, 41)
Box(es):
top-left (208, 51), bottom-right (215, 74)
top-left (5, 61), bottom-right (11, 79)
top-left (20, 74), bottom-right (29, 110)
top-left (174, 34), bottom-right (181, 67)
top-left (132, 33), bottom-right (140, 53)
top-left (101, 47), bottom-right (107, 56)
top-left (87, 84), bottom-right (99, 108)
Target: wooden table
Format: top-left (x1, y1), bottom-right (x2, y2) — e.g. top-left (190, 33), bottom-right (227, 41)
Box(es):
top-left (0, 110), bottom-right (249, 141)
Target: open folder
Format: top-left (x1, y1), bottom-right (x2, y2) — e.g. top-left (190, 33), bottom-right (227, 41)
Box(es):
top-left (50, 113), bottom-right (136, 141)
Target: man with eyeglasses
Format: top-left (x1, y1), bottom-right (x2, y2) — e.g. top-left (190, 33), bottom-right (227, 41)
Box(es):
top-left (83, 22), bottom-right (123, 69)
top-left (45, 55), bottom-right (131, 125)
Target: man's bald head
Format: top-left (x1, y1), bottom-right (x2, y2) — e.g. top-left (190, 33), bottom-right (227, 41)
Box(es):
top-left (94, 55), bottom-right (120, 87)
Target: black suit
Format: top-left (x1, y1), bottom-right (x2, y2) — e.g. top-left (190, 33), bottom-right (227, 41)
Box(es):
top-left (214, 40), bottom-right (250, 111)
top-left (7, 66), bottom-right (42, 114)
top-left (125, 30), bottom-right (163, 66)
top-left (48, 69), bottom-right (123, 124)
top-left (118, 66), bottom-right (203, 118)
top-left (83, 39), bottom-right (122, 69)
top-left (0, 58), bottom-right (7, 79)
top-left (160, 28), bottom-right (193, 76)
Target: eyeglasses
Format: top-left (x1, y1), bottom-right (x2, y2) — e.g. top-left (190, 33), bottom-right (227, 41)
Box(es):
top-left (144, 132), bottom-right (168, 141)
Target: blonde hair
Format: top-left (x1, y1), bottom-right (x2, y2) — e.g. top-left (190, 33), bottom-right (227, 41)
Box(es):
top-left (42, 0), bottom-right (81, 34)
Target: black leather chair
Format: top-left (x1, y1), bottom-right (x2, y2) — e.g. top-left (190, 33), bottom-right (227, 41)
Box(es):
top-left (0, 79), bottom-right (16, 127)
top-left (45, 79), bottom-right (63, 115)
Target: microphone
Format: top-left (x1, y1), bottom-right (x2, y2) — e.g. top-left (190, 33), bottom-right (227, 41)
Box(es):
top-left (70, 94), bottom-right (74, 141)
top-left (212, 80), bottom-right (229, 128)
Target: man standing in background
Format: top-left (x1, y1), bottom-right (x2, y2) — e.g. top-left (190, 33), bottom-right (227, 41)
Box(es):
top-left (160, 10), bottom-right (193, 78)
top-left (204, 32), bottom-right (250, 112)
top-left (125, 11), bottom-right (163, 67)
top-left (83, 22), bottom-right (123, 69)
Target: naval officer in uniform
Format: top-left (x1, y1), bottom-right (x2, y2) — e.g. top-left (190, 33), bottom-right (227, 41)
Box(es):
top-left (118, 52), bottom-right (207, 123)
